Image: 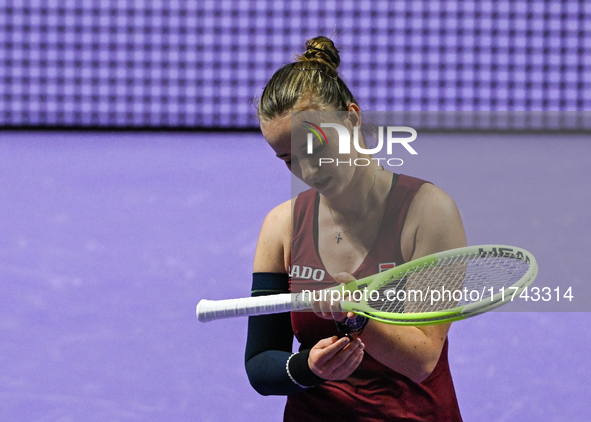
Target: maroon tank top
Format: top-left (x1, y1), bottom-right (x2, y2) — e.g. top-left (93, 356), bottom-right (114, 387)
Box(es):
top-left (286, 174), bottom-right (463, 422)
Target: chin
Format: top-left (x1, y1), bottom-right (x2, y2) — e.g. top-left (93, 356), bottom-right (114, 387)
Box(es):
top-left (317, 183), bottom-right (342, 199)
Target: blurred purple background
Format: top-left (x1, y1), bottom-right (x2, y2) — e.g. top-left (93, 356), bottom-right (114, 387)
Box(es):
top-left (0, 1), bottom-right (589, 128)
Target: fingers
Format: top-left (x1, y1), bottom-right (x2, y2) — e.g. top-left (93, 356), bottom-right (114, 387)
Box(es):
top-left (311, 293), bottom-right (347, 322)
top-left (313, 336), bottom-right (349, 361)
top-left (314, 335), bottom-right (343, 351)
top-left (333, 272), bottom-right (356, 284)
top-left (308, 336), bottom-right (365, 381)
top-left (306, 274), bottom-right (366, 380)
top-left (311, 272), bottom-right (358, 321)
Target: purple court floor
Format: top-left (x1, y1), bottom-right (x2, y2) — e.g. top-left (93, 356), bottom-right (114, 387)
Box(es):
top-left (0, 131), bottom-right (589, 421)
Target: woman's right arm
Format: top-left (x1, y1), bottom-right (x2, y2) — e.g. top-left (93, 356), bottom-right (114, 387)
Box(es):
top-left (245, 200), bottom-right (364, 395)
top-left (245, 201), bottom-right (324, 395)
top-left (252, 200), bottom-right (292, 274)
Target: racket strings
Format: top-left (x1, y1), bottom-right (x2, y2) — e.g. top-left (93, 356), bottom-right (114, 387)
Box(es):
top-left (366, 253), bottom-right (531, 314)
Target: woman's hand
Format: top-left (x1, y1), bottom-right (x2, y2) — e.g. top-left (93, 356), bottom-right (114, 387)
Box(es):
top-left (308, 335), bottom-right (365, 380)
top-left (310, 272), bottom-right (358, 322)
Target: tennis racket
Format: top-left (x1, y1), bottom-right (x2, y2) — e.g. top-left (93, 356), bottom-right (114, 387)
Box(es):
top-left (196, 245), bottom-right (538, 325)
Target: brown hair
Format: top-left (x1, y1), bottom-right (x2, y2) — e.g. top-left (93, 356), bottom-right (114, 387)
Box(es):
top-left (257, 36), bottom-right (358, 122)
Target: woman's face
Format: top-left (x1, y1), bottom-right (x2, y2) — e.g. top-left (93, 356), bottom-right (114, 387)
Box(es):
top-left (260, 108), bottom-right (361, 198)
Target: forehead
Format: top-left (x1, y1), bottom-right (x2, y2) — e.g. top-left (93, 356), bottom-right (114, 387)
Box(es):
top-left (261, 114), bottom-right (290, 146)
top-left (261, 106), bottom-right (342, 156)
top-left (260, 114), bottom-right (292, 159)
top-left (261, 113), bottom-right (319, 150)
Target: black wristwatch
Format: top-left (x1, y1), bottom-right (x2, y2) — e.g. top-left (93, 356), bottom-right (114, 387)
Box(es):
top-left (336, 314), bottom-right (369, 337)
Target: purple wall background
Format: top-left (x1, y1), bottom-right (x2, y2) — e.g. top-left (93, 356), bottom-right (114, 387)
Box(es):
top-left (0, 131), bottom-right (589, 421)
top-left (1, 1), bottom-right (589, 128)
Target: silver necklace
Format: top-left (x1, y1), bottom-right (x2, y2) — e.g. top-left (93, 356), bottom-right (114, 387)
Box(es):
top-left (326, 166), bottom-right (379, 244)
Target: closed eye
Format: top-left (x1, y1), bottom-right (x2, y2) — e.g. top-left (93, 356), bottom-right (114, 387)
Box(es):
top-left (276, 153), bottom-right (291, 168)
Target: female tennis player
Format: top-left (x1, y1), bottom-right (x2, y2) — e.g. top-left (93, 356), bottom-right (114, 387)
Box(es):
top-left (245, 36), bottom-right (466, 421)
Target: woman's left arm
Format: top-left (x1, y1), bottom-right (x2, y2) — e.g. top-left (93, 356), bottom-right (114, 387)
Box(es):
top-left (360, 183), bottom-right (467, 383)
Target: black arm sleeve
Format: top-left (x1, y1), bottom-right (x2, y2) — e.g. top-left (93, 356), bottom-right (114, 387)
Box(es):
top-left (244, 273), bottom-right (324, 396)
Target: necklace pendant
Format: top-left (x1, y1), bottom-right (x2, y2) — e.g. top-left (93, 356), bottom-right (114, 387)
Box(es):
top-left (335, 232), bottom-right (342, 244)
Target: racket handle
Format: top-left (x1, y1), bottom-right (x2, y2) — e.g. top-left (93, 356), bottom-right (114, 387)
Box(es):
top-left (196, 293), bottom-right (310, 322)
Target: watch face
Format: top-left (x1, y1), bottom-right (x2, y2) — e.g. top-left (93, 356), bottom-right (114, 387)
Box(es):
top-left (345, 315), bottom-right (368, 332)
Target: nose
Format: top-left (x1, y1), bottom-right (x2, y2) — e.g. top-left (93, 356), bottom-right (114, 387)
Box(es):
top-left (298, 156), bottom-right (320, 184)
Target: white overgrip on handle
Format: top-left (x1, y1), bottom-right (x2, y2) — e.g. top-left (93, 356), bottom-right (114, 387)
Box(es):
top-left (197, 293), bottom-right (307, 323)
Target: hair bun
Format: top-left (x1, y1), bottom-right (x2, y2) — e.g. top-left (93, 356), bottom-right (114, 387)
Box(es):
top-left (298, 36), bottom-right (341, 71)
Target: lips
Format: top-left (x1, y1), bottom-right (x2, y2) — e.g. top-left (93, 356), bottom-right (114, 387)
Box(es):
top-left (314, 178), bottom-right (330, 191)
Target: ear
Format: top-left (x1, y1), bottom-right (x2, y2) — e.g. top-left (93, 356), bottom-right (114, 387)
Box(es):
top-left (345, 103), bottom-right (361, 128)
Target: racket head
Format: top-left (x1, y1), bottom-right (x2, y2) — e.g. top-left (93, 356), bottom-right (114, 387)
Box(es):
top-left (339, 245), bottom-right (538, 325)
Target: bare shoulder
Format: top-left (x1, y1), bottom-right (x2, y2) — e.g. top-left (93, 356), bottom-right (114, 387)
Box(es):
top-left (401, 183), bottom-right (467, 261)
top-left (412, 183), bottom-right (461, 224)
top-left (252, 199), bottom-right (292, 273)
top-left (261, 199), bottom-right (292, 236)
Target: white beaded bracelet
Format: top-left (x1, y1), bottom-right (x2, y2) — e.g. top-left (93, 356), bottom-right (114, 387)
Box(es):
top-left (286, 353), bottom-right (311, 389)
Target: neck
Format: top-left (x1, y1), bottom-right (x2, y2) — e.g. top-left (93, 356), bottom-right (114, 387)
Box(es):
top-left (323, 162), bottom-right (384, 223)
